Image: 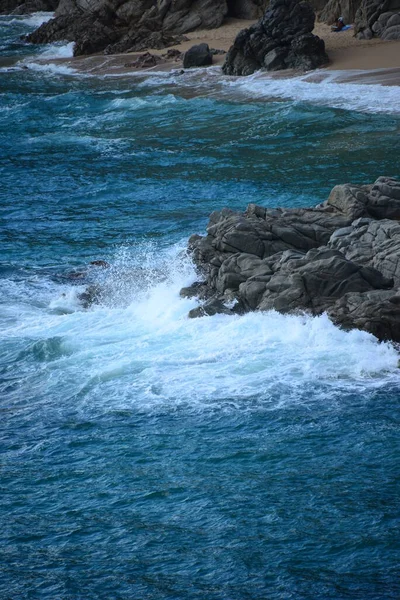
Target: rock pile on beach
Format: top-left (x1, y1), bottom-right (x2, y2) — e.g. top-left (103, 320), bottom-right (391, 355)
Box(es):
top-left (181, 177), bottom-right (400, 343)
top-left (222, 0), bottom-right (329, 76)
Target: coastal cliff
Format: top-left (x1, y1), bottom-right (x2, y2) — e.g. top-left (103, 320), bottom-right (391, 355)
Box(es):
top-left (181, 177), bottom-right (400, 343)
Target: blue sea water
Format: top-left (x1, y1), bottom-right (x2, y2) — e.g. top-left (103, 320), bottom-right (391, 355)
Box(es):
top-left (1, 15), bottom-right (400, 599)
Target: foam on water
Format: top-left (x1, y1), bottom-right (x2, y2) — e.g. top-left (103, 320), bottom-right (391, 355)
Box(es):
top-left (39, 41), bottom-right (75, 58)
top-left (226, 69), bottom-right (400, 114)
top-left (20, 59), bottom-right (76, 75)
top-left (2, 245), bottom-right (399, 413)
top-left (0, 11), bottom-right (53, 27)
top-left (133, 66), bottom-right (400, 115)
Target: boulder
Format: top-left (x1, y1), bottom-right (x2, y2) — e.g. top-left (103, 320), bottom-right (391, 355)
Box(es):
top-left (182, 177), bottom-right (400, 342)
top-left (183, 43), bottom-right (213, 68)
top-left (222, 0), bottom-right (329, 76)
top-left (355, 0), bottom-right (400, 39)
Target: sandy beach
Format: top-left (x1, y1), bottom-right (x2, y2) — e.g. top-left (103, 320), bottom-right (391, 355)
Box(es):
top-left (34, 16), bottom-right (400, 82)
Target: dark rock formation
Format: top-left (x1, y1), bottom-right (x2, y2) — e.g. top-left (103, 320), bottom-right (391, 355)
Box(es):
top-left (319, 0), bottom-right (361, 25)
top-left (355, 0), bottom-right (400, 39)
top-left (0, 0), bottom-right (57, 14)
top-left (124, 52), bottom-right (161, 69)
top-left (181, 177), bottom-right (400, 343)
top-left (25, 0), bottom-right (229, 56)
top-left (183, 43), bottom-right (213, 68)
top-left (227, 0), bottom-right (269, 19)
top-left (222, 0), bottom-right (329, 76)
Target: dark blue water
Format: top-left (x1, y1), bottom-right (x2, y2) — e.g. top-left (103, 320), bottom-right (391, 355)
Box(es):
top-left (1, 15), bottom-right (400, 599)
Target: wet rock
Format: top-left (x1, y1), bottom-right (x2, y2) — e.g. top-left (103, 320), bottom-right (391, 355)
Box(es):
top-left (90, 260), bottom-right (110, 268)
top-left (183, 43), bottom-right (213, 68)
top-left (125, 52), bottom-right (161, 69)
top-left (78, 284), bottom-right (102, 309)
top-left (182, 177), bottom-right (400, 342)
top-left (222, 0), bottom-right (329, 76)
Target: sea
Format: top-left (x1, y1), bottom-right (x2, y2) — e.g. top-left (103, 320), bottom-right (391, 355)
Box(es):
top-left (1, 13), bottom-right (400, 599)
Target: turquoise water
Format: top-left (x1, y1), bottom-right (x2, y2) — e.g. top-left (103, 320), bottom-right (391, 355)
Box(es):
top-left (1, 16), bottom-right (400, 599)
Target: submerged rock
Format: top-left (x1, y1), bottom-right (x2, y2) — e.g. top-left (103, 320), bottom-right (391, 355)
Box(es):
top-left (182, 177), bottom-right (400, 343)
top-left (222, 0), bottom-right (329, 76)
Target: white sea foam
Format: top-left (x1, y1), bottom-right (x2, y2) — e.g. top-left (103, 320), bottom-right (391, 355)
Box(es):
top-left (224, 69), bottom-right (400, 114)
top-left (0, 11), bottom-right (53, 27)
top-left (133, 66), bottom-right (400, 115)
top-left (39, 41), bottom-right (75, 58)
top-left (21, 59), bottom-right (76, 75)
top-left (2, 244), bottom-right (399, 412)
top-left (108, 94), bottom-right (178, 110)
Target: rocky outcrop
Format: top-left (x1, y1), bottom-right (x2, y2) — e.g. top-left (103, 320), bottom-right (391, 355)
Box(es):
top-left (183, 43), bottom-right (213, 68)
top-left (0, 0), bottom-right (57, 14)
top-left (319, 0), bottom-right (361, 24)
top-left (355, 0), bottom-right (400, 39)
top-left (25, 0), bottom-right (228, 55)
top-left (181, 177), bottom-right (400, 343)
top-left (222, 0), bottom-right (329, 76)
top-left (24, 0), bottom-right (232, 56)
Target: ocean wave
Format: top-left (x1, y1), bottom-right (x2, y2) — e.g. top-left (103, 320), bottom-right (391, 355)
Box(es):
top-left (222, 69), bottom-right (400, 114)
top-left (2, 244), bottom-right (399, 411)
top-left (39, 41), bottom-right (75, 59)
top-left (0, 11), bottom-right (53, 28)
top-left (108, 94), bottom-right (178, 110)
top-left (19, 58), bottom-right (76, 75)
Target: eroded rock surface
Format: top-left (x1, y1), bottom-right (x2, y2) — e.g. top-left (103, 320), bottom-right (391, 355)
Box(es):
top-left (222, 0), bottom-right (329, 76)
top-left (182, 177), bottom-right (400, 343)
top-left (25, 0), bottom-right (229, 55)
top-left (355, 0), bottom-right (400, 39)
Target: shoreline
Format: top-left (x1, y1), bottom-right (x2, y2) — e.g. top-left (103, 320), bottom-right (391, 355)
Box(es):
top-left (7, 15), bottom-right (400, 85)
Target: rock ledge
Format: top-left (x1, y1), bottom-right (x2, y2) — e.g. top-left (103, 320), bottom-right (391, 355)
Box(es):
top-left (181, 177), bottom-right (400, 343)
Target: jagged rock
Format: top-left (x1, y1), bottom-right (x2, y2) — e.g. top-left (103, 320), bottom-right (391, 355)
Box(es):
top-left (355, 0), bottom-right (400, 39)
top-left (182, 177), bottom-right (400, 342)
top-left (222, 0), bottom-right (329, 76)
top-left (25, 0), bottom-right (229, 56)
top-left (183, 43), bottom-right (213, 68)
top-left (330, 289), bottom-right (400, 342)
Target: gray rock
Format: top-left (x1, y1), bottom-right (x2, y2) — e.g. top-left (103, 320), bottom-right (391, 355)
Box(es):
top-left (355, 0), bottom-right (400, 39)
top-left (183, 43), bottom-right (213, 68)
top-left (25, 0), bottom-right (229, 56)
top-left (222, 0), bottom-right (328, 76)
top-left (182, 177), bottom-right (400, 342)
top-left (319, 0), bottom-right (362, 24)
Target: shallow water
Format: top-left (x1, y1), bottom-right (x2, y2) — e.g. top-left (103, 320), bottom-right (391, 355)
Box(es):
top-left (1, 15), bottom-right (400, 599)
